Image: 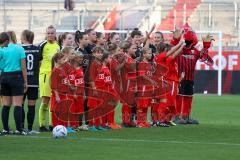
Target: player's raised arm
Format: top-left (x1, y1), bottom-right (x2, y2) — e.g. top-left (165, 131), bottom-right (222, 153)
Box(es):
top-left (170, 41), bottom-right (185, 59)
top-left (199, 34), bottom-right (214, 66)
top-left (143, 24), bottom-right (156, 47)
top-left (166, 40), bottom-right (184, 57)
top-left (202, 34), bottom-right (214, 49)
top-left (170, 26), bottom-right (183, 45)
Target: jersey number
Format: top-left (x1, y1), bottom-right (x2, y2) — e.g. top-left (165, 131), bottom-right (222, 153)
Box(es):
top-left (27, 54), bottom-right (34, 70)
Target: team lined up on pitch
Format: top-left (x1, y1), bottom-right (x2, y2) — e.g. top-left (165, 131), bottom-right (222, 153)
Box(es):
top-left (0, 23), bottom-right (214, 135)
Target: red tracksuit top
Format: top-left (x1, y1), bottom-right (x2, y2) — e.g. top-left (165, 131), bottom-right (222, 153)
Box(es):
top-left (51, 67), bottom-right (69, 93)
top-left (155, 52), bottom-right (179, 82)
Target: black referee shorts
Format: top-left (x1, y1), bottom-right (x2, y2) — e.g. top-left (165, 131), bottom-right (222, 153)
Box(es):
top-left (178, 80), bottom-right (194, 96)
top-left (24, 87), bottom-right (39, 100)
top-left (1, 71), bottom-right (24, 96)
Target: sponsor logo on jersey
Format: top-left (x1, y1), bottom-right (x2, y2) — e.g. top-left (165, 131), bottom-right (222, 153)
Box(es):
top-left (182, 54), bottom-right (195, 59)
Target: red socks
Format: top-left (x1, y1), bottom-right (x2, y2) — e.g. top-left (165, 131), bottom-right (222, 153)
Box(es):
top-left (88, 118), bottom-right (101, 127)
top-left (182, 96), bottom-right (193, 117)
top-left (176, 95), bottom-right (183, 117)
top-left (95, 118), bottom-right (101, 127)
top-left (52, 111), bottom-right (68, 127)
top-left (52, 112), bottom-right (58, 127)
top-left (70, 119), bottom-right (79, 128)
top-left (122, 104), bottom-right (131, 124)
top-left (107, 110), bottom-right (115, 124)
top-left (136, 107), bottom-right (148, 124)
top-left (158, 102), bottom-right (167, 122)
top-left (151, 102), bottom-right (169, 122)
top-left (151, 103), bottom-right (159, 122)
top-left (175, 95), bottom-right (193, 118)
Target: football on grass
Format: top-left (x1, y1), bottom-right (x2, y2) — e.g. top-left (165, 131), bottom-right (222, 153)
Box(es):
top-left (52, 125), bottom-right (67, 138)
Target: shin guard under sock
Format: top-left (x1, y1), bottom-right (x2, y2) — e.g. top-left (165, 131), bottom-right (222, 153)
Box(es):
top-left (39, 103), bottom-right (48, 127)
top-left (183, 96), bottom-right (193, 117)
top-left (2, 106), bottom-right (10, 131)
top-left (14, 106), bottom-right (23, 131)
top-left (27, 105), bottom-right (35, 130)
top-left (22, 105), bottom-right (25, 129)
top-left (158, 102), bottom-right (167, 122)
top-left (107, 111), bottom-right (115, 124)
top-left (176, 95), bottom-right (183, 117)
top-left (122, 104), bottom-right (131, 124)
top-left (151, 104), bottom-right (159, 122)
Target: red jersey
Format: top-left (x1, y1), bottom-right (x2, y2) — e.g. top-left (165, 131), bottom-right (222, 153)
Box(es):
top-left (101, 65), bottom-right (118, 102)
top-left (120, 55), bottom-right (136, 105)
top-left (155, 52), bottom-right (178, 82)
top-left (69, 68), bottom-right (85, 95)
top-left (166, 56), bottom-right (178, 82)
top-left (89, 60), bottom-right (104, 88)
top-left (51, 67), bottom-right (69, 93)
top-left (74, 68), bottom-right (84, 86)
top-left (88, 60), bottom-right (117, 107)
top-left (68, 71), bottom-right (76, 86)
top-left (61, 62), bottom-right (75, 75)
top-left (88, 60), bottom-right (103, 108)
top-left (102, 66), bottom-right (113, 88)
top-left (68, 68), bottom-right (84, 87)
top-left (177, 48), bottom-right (201, 81)
top-left (122, 55), bottom-right (136, 91)
top-left (110, 57), bottom-right (122, 90)
top-left (171, 38), bottom-right (202, 81)
top-left (137, 61), bottom-right (155, 105)
top-left (137, 61), bottom-right (154, 86)
top-left (155, 52), bottom-right (167, 64)
top-left (68, 68), bottom-right (85, 115)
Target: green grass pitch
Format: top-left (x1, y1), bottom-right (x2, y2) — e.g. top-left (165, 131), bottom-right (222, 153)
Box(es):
top-left (0, 95), bottom-right (240, 160)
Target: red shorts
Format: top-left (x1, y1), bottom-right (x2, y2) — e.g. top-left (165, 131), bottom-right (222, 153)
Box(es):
top-left (87, 87), bottom-right (105, 108)
top-left (166, 81), bottom-right (178, 107)
top-left (50, 93), bottom-right (67, 112)
top-left (136, 98), bottom-right (151, 108)
top-left (75, 85), bottom-right (85, 96)
top-left (136, 85), bottom-right (153, 108)
top-left (68, 94), bottom-right (84, 114)
top-left (152, 80), bottom-right (172, 100)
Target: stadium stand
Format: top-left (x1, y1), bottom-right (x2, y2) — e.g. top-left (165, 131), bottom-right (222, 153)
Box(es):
top-left (0, 0), bottom-right (240, 46)
top-left (157, 0), bottom-right (201, 31)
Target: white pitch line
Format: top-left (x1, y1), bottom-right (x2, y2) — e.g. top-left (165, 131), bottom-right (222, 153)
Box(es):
top-left (3, 135), bottom-right (240, 147)
top-left (81, 137), bottom-right (240, 147)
